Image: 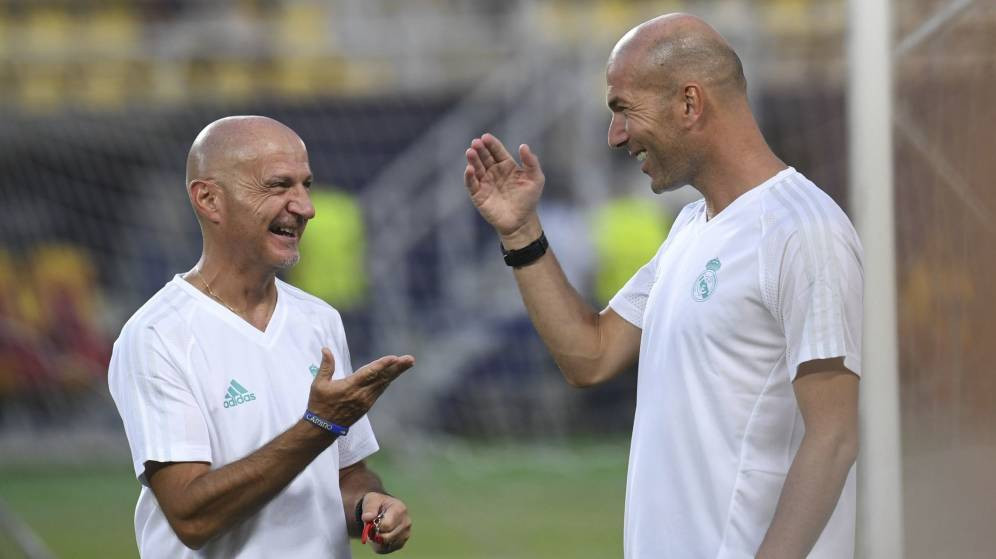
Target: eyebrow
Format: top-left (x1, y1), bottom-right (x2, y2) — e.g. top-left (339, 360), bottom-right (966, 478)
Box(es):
top-left (265, 175), bottom-right (313, 186)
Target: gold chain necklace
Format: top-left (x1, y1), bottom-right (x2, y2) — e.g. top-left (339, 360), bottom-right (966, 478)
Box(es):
top-left (200, 275), bottom-right (244, 316)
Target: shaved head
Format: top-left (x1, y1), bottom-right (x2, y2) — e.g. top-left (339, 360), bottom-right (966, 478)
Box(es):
top-left (609, 13), bottom-right (746, 97)
top-left (184, 115), bottom-right (315, 273)
top-left (186, 115), bottom-right (305, 186)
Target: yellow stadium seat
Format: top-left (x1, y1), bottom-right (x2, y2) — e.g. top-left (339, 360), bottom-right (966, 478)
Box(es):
top-left (764, 0), bottom-right (813, 36)
top-left (28, 243), bottom-right (100, 330)
top-left (84, 7), bottom-right (139, 56)
top-left (272, 56), bottom-right (349, 98)
top-left (277, 3), bottom-right (331, 55)
top-left (338, 58), bottom-right (393, 95)
top-left (592, 0), bottom-right (638, 40)
top-left (214, 60), bottom-right (256, 102)
top-left (79, 61), bottom-right (132, 110)
top-left (25, 9), bottom-right (75, 57)
top-left (148, 61), bottom-right (188, 106)
top-left (0, 14), bottom-right (8, 59)
top-left (16, 62), bottom-right (66, 113)
top-left (30, 244), bottom-right (97, 298)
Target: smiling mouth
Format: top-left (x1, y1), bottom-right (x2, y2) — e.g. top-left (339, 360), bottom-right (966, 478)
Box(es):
top-left (636, 151), bottom-right (647, 162)
top-left (269, 225), bottom-right (298, 238)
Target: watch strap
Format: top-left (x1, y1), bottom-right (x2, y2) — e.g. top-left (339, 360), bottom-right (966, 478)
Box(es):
top-left (501, 231), bottom-right (548, 268)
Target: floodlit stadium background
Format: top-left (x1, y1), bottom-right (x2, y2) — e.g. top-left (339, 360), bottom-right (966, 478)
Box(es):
top-left (1, 1), bottom-right (993, 558)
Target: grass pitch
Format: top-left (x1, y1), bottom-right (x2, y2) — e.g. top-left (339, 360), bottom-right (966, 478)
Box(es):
top-left (0, 439), bottom-right (627, 558)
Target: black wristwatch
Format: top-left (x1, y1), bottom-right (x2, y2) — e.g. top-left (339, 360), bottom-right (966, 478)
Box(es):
top-left (501, 231), bottom-right (548, 268)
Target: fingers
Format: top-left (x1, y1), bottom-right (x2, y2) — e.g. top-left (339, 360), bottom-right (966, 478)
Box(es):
top-left (464, 147), bottom-right (485, 195)
top-left (373, 518), bottom-right (410, 554)
top-left (362, 495), bottom-right (411, 554)
top-left (465, 147), bottom-right (486, 179)
top-left (481, 133), bottom-right (513, 163)
top-left (316, 348), bottom-right (335, 381)
top-left (519, 143), bottom-right (543, 177)
top-left (468, 139), bottom-right (494, 179)
top-left (353, 355), bottom-right (415, 387)
top-left (374, 513), bottom-right (410, 541)
top-left (463, 164), bottom-right (480, 194)
top-left (468, 133), bottom-right (513, 170)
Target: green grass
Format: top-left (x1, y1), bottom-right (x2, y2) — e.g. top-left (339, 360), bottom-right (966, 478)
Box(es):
top-left (0, 440), bottom-right (628, 559)
top-left (0, 466), bottom-right (139, 558)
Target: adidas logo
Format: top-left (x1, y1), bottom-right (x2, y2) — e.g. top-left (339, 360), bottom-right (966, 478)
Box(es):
top-left (223, 379), bottom-right (256, 408)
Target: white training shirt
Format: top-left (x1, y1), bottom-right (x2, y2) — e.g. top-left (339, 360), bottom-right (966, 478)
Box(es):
top-left (108, 276), bottom-right (378, 558)
top-left (609, 168), bottom-right (863, 559)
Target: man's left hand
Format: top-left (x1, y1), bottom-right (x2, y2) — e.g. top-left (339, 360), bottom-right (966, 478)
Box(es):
top-left (360, 492), bottom-right (411, 554)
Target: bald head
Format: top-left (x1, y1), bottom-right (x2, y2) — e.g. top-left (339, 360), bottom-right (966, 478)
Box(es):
top-left (186, 116), bottom-right (306, 186)
top-left (609, 13), bottom-right (746, 98)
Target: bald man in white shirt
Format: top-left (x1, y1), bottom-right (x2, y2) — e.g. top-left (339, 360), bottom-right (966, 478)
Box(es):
top-left (110, 116), bottom-right (414, 557)
top-left (463, 14), bottom-right (861, 559)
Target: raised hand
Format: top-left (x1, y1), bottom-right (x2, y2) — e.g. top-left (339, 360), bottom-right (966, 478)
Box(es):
top-left (306, 348), bottom-right (415, 428)
top-left (464, 133), bottom-right (545, 242)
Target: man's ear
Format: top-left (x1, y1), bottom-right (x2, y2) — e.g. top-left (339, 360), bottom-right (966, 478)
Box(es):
top-left (189, 179), bottom-right (222, 225)
top-left (681, 83), bottom-right (705, 127)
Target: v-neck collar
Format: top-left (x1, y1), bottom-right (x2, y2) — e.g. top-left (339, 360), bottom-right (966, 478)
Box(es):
top-left (697, 167), bottom-right (794, 226)
top-left (173, 275), bottom-right (288, 346)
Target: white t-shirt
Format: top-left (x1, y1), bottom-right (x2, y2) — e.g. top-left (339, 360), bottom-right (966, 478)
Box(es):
top-left (609, 168), bottom-right (863, 559)
top-left (108, 276), bottom-right (379, 558)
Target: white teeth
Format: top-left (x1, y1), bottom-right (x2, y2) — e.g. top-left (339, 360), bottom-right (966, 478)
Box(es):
top-left (636, 152), bottom-right (647, 162)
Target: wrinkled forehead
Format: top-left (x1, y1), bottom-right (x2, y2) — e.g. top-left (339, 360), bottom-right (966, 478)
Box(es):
top-left (607, 28), bottom-right (670, 85)
top-left (188, 118), bottom-right (308, 184)
top-left (232, 125), bottom-right (307, 162)
top-left (605, 47), bottom-right (657, 106)
top-left (224, 129), bottom-right (310, 179)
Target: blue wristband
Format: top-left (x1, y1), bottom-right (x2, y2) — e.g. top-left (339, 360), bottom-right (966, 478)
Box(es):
top-left (303, 410), bottom-right (349, 437)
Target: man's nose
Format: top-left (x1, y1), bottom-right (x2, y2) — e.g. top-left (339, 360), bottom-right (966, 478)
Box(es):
top-left (607, 114), bottom-right (628, 148)
top-left (289, 185), bottom-right (315, 219)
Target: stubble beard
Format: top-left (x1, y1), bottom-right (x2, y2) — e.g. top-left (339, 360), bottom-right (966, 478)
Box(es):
top-left (649, 163), bottom-right (689, 194)
top-left (275, 252), bottom-right (301, 270)
top-left (649, 147), bottom-right (698, 195)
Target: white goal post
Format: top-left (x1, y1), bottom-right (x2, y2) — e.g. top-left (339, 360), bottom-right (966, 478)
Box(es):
top-left (847, 0), bottom-right (905, 557)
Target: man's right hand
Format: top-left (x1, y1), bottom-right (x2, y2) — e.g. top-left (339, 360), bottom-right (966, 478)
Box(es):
top-left (464, 133), bottom-right (546, 248)
top-left (307, 348), bottom-right (415, 428)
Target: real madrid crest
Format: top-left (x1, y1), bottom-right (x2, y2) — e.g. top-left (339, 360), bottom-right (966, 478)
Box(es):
top-left (692, 258), bottom-right (721, 302)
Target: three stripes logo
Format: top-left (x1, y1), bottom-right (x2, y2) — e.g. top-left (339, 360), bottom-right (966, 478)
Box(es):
top-left (223, 379), bottom-right (256, 408)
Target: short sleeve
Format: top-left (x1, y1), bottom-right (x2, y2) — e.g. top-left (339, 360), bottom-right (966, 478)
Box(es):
top-left (774, 221), bottom-right (864, 380)
top-left (608, 249), bottom-right (661, 329)
top-left (326, 312), bottom-right (379, 467)
top-left (338, 415), bottom-right (379, 467)
top-left (108, 325), bottom-right (212, 484)
top-left (608, 201), bottom-right (699, 328)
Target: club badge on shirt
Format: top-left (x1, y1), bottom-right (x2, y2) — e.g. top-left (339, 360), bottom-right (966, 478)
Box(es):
top-left (692, 258), bottom-right (722, 302)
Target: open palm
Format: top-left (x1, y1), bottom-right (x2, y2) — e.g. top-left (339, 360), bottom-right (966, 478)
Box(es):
top-left (463, 133), bottom-right (545, 237)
